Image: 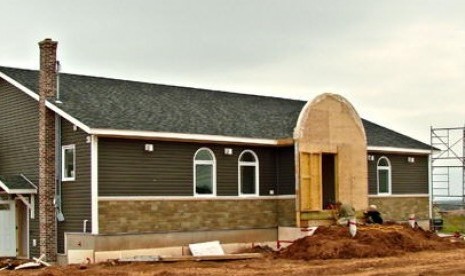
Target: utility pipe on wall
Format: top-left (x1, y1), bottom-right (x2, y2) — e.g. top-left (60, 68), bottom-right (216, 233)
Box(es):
top-left (83, 220), bottom-right (88, 233)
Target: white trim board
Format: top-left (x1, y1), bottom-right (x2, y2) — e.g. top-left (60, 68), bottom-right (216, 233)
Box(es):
top-left (98, 195), bottom-right (296, 201)
top-left (0, 180), bottom-right (37, 194)
top-left (90, 128), bottom-right (279, 145)
top-left (45, 102), bottom-right (91, 133)
top-left (90, 135), bottom-right (99, 234)
top-left (367, 146), bottom-right (431, 154)
top-left (368, 194), bottom-right (429, 198)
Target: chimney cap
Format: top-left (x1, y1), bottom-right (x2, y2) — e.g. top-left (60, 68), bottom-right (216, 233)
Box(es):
top-left (38, 38), bottom-right (58, 47)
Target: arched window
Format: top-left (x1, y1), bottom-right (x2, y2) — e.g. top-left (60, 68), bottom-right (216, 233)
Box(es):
top-left (194, 148), bottom-right (216, 196)
top-left (377, 156), bottom-right (391, 195)
top-left (238, 150), bottom-right (259, 196)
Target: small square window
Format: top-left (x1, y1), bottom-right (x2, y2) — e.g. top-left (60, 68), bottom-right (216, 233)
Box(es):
top-left (62, 144), bottom-right (76, 181)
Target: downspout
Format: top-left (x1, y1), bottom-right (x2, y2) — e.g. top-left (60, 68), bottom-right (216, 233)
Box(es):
top-left (428, 154), bottom-right (432, 221)
top-left (294, 140), bottom-right (300, 227)
top-left (428, 126), bottom-right (433, 222)
top-left (274, 148), bottom-right (280, 229)
top-left (55, 61), bottom-right (65, 222)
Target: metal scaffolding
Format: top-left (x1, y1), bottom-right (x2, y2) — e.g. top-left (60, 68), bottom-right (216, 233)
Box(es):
top-left (431, 126), bottom-right (465, 207)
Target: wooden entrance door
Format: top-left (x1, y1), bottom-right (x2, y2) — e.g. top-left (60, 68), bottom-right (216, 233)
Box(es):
top-left (299, 152), bottom-right (322, 211)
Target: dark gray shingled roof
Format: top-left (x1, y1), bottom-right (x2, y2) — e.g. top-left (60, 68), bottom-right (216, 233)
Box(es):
top-left (0, 66), bottom-right (432, 150)
top-left (0, 175), bottom-right (36, 192)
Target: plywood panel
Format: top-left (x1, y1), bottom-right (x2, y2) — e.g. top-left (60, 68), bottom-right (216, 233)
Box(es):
top-left (295, 93), bottom-right (368, 212)
top-left (299, 153), bottom-right (321, 211)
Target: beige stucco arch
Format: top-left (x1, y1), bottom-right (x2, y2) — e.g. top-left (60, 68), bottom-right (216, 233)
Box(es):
top-left (294, 93), bottom-right (368, 224)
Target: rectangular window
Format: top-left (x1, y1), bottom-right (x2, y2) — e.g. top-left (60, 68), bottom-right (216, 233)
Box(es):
top-left (195, 164), bottom-right (213, 194)
top-left (240, 166), bottom-right (256, 194)
top-left (378, 170), bottom-right (389, 193)
top-left (62, 144), bottom-right (76, 181)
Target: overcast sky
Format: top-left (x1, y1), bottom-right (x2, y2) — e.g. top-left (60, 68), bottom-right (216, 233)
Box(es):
top-left (1, 0), bottom-right (464, 144)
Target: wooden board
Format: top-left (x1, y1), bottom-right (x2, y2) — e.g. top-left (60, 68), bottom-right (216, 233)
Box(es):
top-left (160, 253), bottom-right (263, 262)
top-left (300, 152), bottom-right (322, 211)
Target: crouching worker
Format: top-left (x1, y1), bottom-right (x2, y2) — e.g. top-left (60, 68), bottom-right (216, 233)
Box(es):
top-left (364, 204), bottom-right (383, 224)
top-left (334, 201), bottom-right (356, 226)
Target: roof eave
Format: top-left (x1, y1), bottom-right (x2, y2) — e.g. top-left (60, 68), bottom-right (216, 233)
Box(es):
top-left (367, 146), bottom-right (431, 154)
top-left (0, 181), bottom-right (37, 195)
top-left (90, 128), bottom-right (294, 146)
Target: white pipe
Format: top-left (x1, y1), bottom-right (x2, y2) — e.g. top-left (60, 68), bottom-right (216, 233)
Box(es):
top-left (83, 220), bottom-right (88, 233)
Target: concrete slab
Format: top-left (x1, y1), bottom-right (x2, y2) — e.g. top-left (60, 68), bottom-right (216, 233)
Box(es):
top-left (67, 249), bottom-right (94, 264)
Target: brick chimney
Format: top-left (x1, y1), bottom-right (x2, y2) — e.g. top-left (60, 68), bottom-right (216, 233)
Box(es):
top-left (38, 38), bottom-right (58, 261)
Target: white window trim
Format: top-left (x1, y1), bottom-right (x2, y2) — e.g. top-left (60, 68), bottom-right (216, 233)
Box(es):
top-left (238, 150), bottom-right (259, 197)
top-left (377, 156), bottom-right (391, 195)
top-left (193, 147), bottom-right (217, 197)
top-left (62, 144), bottom-right (76, 182)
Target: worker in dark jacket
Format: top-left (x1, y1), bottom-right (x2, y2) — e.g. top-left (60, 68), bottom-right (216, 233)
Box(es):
top-left (364, 205), bottom-right (383, 224)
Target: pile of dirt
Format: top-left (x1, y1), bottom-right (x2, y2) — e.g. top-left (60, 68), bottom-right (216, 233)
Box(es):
top-left (279, 224), bottom-right (465, 260)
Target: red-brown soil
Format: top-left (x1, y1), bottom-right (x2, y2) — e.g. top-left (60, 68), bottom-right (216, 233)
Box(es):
top-left (279, 224), bottom-right (465, 260)
top-left (2, 224), bottom-right (465, 275)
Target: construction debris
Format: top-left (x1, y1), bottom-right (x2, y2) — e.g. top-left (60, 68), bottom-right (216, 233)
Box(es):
top-left (160, 253), bottom-right (263, 262)
top-left (189, 240), bottom-right (225, 256)
top-left (0, 254), bottom-right (50, 270)
top-left (113, 240), bottom-right (260, 264)
top-left (14, 262), bottom-right (41, 270)
top-left (348, 218), bottom-right (357, 237)
top-left (118, 255), bottom-right (160, 262)
top-left (33, 255), bottom-right (52, 267)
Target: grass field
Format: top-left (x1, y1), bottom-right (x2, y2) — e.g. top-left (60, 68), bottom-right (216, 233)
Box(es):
top-left (441, 212), bottom-right (465, 233)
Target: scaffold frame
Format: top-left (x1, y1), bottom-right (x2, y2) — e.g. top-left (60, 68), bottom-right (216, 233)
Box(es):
top-left (430, 126), bottom-right (465, 207)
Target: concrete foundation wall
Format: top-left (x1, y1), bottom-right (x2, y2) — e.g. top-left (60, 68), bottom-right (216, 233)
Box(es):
top-left (99, 198), bottom-right (295, 234)
top-left (277, 198), bottom-right (296, 227)
top-left (65, 228), bottom-right (276, 252)
top-left (369, 196), bottom-right (429, 221)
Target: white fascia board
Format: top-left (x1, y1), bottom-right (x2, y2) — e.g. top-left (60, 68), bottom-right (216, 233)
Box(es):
top-left (367, 146), bottom-right (431, 155)
top-left (45, 101), bottom-right (91, 133)
top-left (10, 189), bottom-right (37, 194)
top-left (0, 181), bottom-right (10, 193)
top-left (368, 194), bottom-right (429, 198)
top-left (90, 135), bottom-right (99, 234)
top-left (89, 128), bottom-right (280, 145)
top-left (98, 195), bottom-right (296, 201)
top-left (0, 71), bottom-right (39, 101)
top-left (0, 180), bottom-right (37, 194)
top-left (20, 174), bottom-right (38, 190)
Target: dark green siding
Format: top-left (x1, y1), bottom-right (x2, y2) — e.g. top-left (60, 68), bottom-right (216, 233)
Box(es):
top-left (368, 153), bottom-right (428, 194)
top-left (277, 147), bottom-right (295, 195)
top-left (57, 119), bottom-right (91, 253)
top-left (0, 79), bottom-right (39, 257)
top-left (99, 139), bottom-right (284, 197)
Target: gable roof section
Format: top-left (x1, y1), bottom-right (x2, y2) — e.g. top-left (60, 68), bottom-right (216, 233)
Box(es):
top-left (0, 66), bottom-right (432, 151)
top-left (0, 175), bottom-right (37, 194)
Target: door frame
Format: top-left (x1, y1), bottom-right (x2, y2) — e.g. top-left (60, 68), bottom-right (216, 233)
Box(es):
top-left (15, 197), bottom-right (30, 258)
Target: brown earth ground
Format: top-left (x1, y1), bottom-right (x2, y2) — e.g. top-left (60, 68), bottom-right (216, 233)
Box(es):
top-left (3, 224), bottom-right (465, 276)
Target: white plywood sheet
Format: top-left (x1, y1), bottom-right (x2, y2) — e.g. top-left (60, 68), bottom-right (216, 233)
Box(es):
top-left (189, 241), bottom-right (224, 256)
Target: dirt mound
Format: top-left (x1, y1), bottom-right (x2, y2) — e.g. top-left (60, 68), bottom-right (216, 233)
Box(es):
top-left (279, 224), bottom-right (465, 260)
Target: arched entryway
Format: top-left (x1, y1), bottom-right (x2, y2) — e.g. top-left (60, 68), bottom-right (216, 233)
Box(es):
top-left (294, 93), bottom-right (368, 226)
